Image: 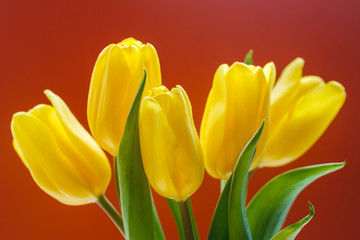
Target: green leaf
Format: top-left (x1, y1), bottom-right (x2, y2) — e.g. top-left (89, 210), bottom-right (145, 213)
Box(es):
top-left (270, 202), bottom-right (315, 240)
top-left (244, 50), bottom-right (253, 65)
top-left (228, 121), bottom-right (264, 240)
top-left (117, 70), bottom-right (154, 240)
top-left (187, 199), bottom-right (200, 240)
top-left (152, 195), bottom-right (166, 240)
top-left (207, 177), bottom-right (231, 240)
top-left (167, 198), bottom-right (200, 240)
top-left (247, 162), bottom-right (345, 240)
top-left (207, 121), bottom-right (264, 240)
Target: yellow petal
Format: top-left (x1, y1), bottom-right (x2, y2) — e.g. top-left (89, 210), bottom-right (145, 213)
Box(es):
top-left (140, 86), bottom-right (204, 201)
top-left (155, 86), bottom-right (204, 200)
top-left (174, 87), bottom-right (205, 199)
top-left (219, 63), bottom-right (267, 178)
top-left (45, 90), bottom-right (111, 196)
top-left (251, 65), bottom-right (273, 169)
top-left (148, 85), bottom-right (169, 97)
top-left (11, 112), bottom-right (97, 205)
top-left (200, 64), bottom-right (228, 179)
top-left (141, 43), bottom-right (162, 95)
top-left (251, 62), bottom-right (276, 168)
top-left (119, 37), bottom-right (144, 48)
top-left (262, 81), bottom-right (346, 167)
top-left (271, 58), bottom-right (304, 103)
top-left (13, 138), bottom-right (29, 169)
top-left (87, 39), bottom-right (162, 156)
top-left (297, 76), bottom-right (325, 97)
top-left (120, 43), bottom-right (141, 72)
top-left (271, 58), bottom-right (304, 131)
top-left (120, 44), bottom-right (162, 127)
top-left (201, 62), bottom-right (271, 179)
top-left (139, 96), bottom-right (179, 199)
top-left (263, 62), bottom-right (276, 88)
top-left (87, 44), bottom-right (133, 155)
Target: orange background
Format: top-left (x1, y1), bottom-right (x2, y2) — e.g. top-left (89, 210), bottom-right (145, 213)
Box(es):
top-left (1, 0), bottom-right (359, 239)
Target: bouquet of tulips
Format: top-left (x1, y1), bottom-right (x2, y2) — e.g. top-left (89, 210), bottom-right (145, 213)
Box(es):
top-left (11, 38), bottom-right (346, 240)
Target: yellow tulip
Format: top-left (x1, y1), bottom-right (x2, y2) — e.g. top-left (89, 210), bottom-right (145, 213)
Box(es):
top-left (139, 85), bottom-right (204, 201)
top-left (200, 62), bottom-right (276, 180)
top-left (87, 37), bottom-right (162, 156)
top-left (261, 58), bottom-right (346, 167)
top-left (11, 90), bottom-right (111, 206)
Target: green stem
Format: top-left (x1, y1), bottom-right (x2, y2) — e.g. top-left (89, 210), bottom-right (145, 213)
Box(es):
top-left (220, 180), bottom-right (227, 192)
top-left (178, 199), bottom-right (195, 240)
top-left (113, 156), bottom-right (121, 205)
top-left (97, 195), bottom-right (125, 237)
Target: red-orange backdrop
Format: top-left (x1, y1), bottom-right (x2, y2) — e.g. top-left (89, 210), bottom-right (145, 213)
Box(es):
top-left (1, 0), bottom-right (359, 239)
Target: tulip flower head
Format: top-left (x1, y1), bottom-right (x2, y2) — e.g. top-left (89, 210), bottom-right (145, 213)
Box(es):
top-left (261, 58), bottom-right (346, 167)
top-left (87, 38), bottom-right (162, 156)
top-left (139, 85), bottom-right (204, 201)
top-left (200, 62), bottom-right (276, 180)
top-left (11, 90), bottom-right (111, 205)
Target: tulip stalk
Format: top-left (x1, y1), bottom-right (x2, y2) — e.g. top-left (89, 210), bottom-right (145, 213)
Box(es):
top-left (178, 199), bottom-right (195, 240)
top-left (220, 180), bottom-right (227, 192)
top-left (113, 156), bottom-right (121, 203)
top-left (97, 195), bottom-right (125, 237)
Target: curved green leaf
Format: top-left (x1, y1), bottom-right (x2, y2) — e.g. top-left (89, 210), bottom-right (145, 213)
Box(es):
top-left (167, 198), bottom-right (185, 240)
top-left (247, 162), bottom-right (345, 240)
top-left (167, 198), bottom-right (199, 240)
top-left (271, 202), bottom-right (315, 240)
top-left (117, 71), bottom-right (155, 240)
top-left (187, 199), bottom-right (200, 240)
top-left (207, 177), bottom-right (231, 240)
top-left (207, 121), bottom-right (264, 240)
top-left (152, 195), bottom-right (166, 240)
top-left (228, 121), bottom-right (264, 240)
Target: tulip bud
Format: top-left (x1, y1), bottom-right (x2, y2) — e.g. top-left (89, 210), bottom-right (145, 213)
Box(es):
top-left (200, 62), bottom-right (276, 180)
top-left (139, 85), bottom-right (204, 201)
top-left (87, 38), bottom-right (162, 156)
top-left (11, 90), bottom-right (111, 205)
top-left (261, 58), bottom-right (346, 167)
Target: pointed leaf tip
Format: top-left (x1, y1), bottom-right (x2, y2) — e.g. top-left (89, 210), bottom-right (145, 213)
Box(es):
top-left (247, 162), bottom-right (345, 240)
top-left (270, 202), bottom-right (315, 240)
top-left (244, 50), bottom-right (254, 65)
top-left (208, 122), bottom-right (265, 240)
top-left (228, 121), bottom-right (264, 240)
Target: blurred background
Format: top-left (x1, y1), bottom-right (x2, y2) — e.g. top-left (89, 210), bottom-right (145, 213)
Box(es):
top-left (1, 0), bottom-right (359, 239)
